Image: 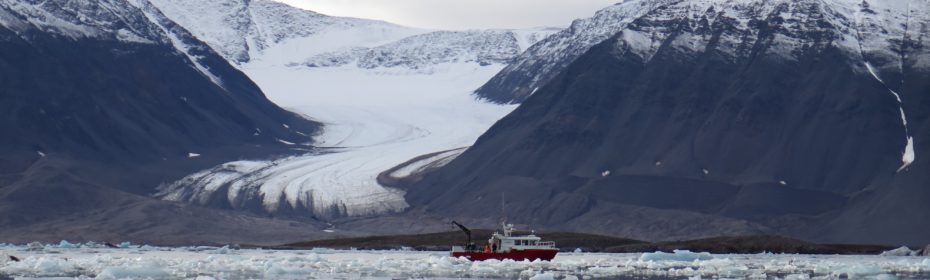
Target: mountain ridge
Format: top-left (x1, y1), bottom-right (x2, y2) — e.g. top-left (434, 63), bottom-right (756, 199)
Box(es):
top-left (404, 0), bottom-right (930, 245)
top-left (0, 0), bottom-right (331, 244)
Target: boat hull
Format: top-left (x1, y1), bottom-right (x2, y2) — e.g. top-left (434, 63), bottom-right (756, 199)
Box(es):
top-left (451, 249), bottom-right (558, 261)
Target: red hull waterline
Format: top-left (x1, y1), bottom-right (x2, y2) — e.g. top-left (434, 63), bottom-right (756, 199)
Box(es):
top-left (451, 249), bottom-right (558, 261)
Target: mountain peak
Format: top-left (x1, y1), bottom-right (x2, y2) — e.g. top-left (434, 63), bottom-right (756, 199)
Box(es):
top-left (474, 0), bottom-right (929, 104)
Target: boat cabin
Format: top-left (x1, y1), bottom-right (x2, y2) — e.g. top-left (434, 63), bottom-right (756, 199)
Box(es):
top-left (482, 223), bottom-right (555, 253)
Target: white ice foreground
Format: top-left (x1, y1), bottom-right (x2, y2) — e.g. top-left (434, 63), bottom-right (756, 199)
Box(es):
top-left (3, 244), bottom-right (930, 279)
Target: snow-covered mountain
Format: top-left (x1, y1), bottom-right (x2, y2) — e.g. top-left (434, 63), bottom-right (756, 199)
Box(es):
top-left (0, 0), bottom-right (317, 160)
top-left (146, 0), bottom-right (558, 220)
top-left (148, 0), bottom-right (559, 71)
top-left (147, 0), bottom-right (422, 65)
top-left (406, 0), bottom-right (930, 244)
top-left (477, 0), bottom-right (929, 106)
top-left (301, 28), bottom-right (560, 70)
top-left (0, 0), bottom-right (215, 81)
top-left (474, 0), bottom-right (678, 104)
top-left (0, 0), bottom-right (329, 244)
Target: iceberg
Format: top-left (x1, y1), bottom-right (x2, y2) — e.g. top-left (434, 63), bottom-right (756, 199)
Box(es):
top-left (880, 246), bottom-right (918, 256)
top-left (56, 240), bottom-right (76, 249)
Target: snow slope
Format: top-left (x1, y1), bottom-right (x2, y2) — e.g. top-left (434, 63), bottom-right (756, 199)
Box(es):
top-left (151, 1), bottom-right (555, 219)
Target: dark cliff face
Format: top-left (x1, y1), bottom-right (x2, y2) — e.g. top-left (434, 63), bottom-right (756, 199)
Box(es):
top-left (0, 27), bottom-right (316, 165)
top-left (409, 0), bottom-right (930, 244)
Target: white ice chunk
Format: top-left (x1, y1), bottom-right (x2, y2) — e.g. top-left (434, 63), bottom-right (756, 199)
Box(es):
top-left (880, 246), bottom-right (918, 256)
top-left (529, 272), bottom-right (557, 280)
top-left (96, 264), bottom-right (171, 280)
top-left (640, 250), bottom-right (713, 262)
top-left (57, 240), bottom-right (76, 249)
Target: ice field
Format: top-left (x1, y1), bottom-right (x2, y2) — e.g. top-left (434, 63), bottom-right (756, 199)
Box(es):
top-left (2, 243), bottom-right (930, 279)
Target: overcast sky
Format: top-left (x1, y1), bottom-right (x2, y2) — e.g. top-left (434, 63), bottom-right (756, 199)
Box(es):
top-left (276, 0), bottom-right (620, 30)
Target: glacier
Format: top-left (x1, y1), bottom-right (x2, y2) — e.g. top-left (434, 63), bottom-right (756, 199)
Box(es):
top-left (3, 244), bottom-right (930, 279)
top-left (158, 62), bottom-right (519, 219)
top-left (147, 0), bottom-right (555, 219)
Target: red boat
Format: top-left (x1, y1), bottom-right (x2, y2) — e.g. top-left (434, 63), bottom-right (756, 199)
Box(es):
top-left (449, 221), bottom-right (558, 261)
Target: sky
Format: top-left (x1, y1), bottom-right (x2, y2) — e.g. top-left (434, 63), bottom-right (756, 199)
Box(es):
top-left (276, 0), bottom-right (621, 30)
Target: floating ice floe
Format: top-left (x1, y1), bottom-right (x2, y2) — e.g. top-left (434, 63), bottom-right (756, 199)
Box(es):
top-left (56, 240), bottom-right (77, 249)
top-left (2, 246), bottom-right (930, 279)
top-left (881, 246), bottom-right (920, 257)
top-left (640, 250), bottom-right (713, 262)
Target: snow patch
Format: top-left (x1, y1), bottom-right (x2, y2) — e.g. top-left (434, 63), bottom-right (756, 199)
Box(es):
top-left (115, 28), bottom-right (153, 44)
top-left (865, 62), bottom-right (916, 172)
top-left (901, 137), bottom-right (915, 171)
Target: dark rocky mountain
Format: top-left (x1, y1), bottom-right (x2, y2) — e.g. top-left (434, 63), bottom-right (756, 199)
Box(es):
top-left (0, 0), bottom-right (330, 244)
top-left (474, 0), bottom-right (677, 104)
top-left (406, 0), bottom-right (930, 245)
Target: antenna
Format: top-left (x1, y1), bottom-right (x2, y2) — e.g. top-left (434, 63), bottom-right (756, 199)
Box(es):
top-left (500, 192), bottom-right (506, 225)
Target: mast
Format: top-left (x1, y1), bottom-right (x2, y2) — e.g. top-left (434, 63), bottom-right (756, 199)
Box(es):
top-left (501, 193), bottom-right (513, 237)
